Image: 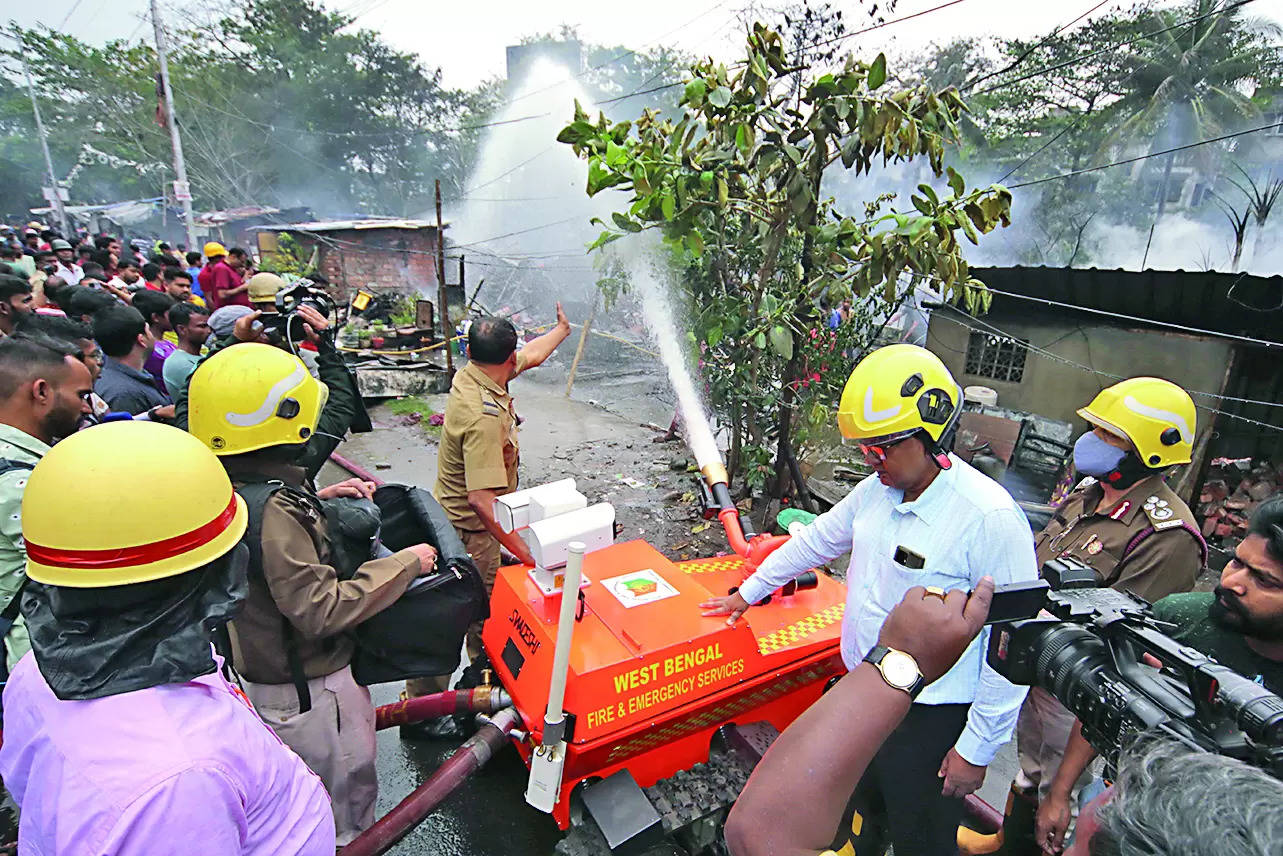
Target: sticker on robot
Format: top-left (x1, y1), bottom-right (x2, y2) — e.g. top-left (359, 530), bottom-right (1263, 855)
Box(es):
top-left (603, 569), bottom-right (679, 608)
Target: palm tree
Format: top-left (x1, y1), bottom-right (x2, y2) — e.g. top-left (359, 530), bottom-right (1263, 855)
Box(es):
top-left (1103, 0), bottom-right (1281, 218)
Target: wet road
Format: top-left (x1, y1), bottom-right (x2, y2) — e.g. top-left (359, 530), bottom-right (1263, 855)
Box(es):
top-left (323, 368), bottom-right (1019, 855)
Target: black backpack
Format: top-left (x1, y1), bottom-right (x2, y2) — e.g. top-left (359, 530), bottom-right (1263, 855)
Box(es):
top-left (235, 479), bottom-right (487, 709)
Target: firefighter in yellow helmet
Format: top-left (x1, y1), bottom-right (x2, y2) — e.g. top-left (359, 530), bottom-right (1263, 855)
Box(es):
top-left (0, 421), bottom-right (336, 853)
top-left (701, 343), bottom-right (1038, 856)
top-left (188, 343), bottom-right (437, 845)
top-left (970, 377), bottom-right (1205, 856)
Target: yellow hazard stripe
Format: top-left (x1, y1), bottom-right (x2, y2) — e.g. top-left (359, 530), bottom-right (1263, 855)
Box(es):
top-left (756, 603), bottom-right (845, 655)
top-left (678, 557), bottom-right (746, 574)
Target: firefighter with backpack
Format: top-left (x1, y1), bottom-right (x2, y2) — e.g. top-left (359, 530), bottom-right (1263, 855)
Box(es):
top-left (188, 342), bottom-right (438, 845)
top-left (964, 377), bottom-right (1207, 856)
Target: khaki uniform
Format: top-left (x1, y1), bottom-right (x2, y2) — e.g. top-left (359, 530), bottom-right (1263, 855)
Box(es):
top-left (412, 354), bottom-right (528, 695)
top-left (223, 458), bottom-right (422, 844)
top-left (1017, 473), bottom-right (1205, 801)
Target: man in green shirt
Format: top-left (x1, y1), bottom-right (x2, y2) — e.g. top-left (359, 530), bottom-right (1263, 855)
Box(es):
top-left (0, 337), bottom-right (94, 672)
top-left (1034, 494), bottom-right (1283, 853)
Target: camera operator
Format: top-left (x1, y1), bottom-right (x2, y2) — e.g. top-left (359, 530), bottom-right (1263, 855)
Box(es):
top-left (173, 299), bottom-right (364, 484)
top-left (1032, 495), bottom-right (1283, 853)
top-left (977, 378), bottom-right (1206, 856)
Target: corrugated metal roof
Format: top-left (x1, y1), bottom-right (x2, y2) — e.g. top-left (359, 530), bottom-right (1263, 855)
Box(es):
top-left (972, 266), bottom-right (1283, 344)
top-left (255, 218), bottom-right (446, 232)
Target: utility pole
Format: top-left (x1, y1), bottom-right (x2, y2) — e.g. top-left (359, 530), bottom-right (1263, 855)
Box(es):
top-left (20, 53), bottom-right (69, 237)
top-left (435, 179), bottom-right (455, 376)
top-left (150, 0), bottom-right (198, 251)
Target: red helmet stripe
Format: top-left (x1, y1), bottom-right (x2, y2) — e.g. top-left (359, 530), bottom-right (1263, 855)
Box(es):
top-left (26, 495), bottom-right (239, 571)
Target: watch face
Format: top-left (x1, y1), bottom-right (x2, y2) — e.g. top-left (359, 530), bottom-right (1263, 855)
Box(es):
top-left (881, 651), bottom-right (920, 689)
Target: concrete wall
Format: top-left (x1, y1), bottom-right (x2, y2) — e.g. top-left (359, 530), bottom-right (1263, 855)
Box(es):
top-left (926, 309), bottom-right (1233, 436)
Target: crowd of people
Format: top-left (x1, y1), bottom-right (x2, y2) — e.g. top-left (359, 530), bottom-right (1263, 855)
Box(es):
top-left (0, 217), bottom-right (1280, 856)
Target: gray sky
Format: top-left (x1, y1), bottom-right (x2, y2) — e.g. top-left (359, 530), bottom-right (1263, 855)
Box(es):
top-left (11, 0), bottom-right (1283, 90)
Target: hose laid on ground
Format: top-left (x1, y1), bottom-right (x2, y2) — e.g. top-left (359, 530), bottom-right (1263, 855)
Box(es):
top-left (329, 451), bottom-right (386, 486)
top-left (339, 707), bottom-right (523, 856)
top-left (374, 687), bottom-right (512, 730)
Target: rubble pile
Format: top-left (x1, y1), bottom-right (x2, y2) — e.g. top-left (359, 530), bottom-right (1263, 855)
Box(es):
top-left (1197, 457), bottom-right (1283, 546)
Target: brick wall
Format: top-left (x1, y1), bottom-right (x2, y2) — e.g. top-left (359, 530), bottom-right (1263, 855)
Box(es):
top-left (289, 228), bottom-right (441, 298)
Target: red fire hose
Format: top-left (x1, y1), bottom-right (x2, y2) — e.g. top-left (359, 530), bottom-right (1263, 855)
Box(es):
top-left (374, 687), bottom-right (512, 730)
top-left (339, 707), bottom-right (523, 856)
top-left (329, 451), bottom-right (386, 486)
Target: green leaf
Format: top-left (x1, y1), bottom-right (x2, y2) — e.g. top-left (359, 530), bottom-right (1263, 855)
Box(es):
top-left (717, 177), bottom-right (729, 209)
top-left (685, 79), bottom-right (707, 106)
top-left (605, 139), bottom-right (627, 168)
top-left (661, 191), bottom-right (676, 221)
top-left (633, 166), bottom-right (651, 196)
top-left (688, 230), bottom-right (705, 257)
top-left (753, 331), bottom-right (767, 350)
top-left (868, 53), bottom-right (887, 90)
top-left (555, 121), bottom-right (595, 145)
top-left (735, 123), bottom-right (754, 154)
top-left (707, 324), bottom-right (724, 348)
top-left (700, 171), bottom-right (715, 189)
top-left (587, 230), bottom-right (623, 252)
top-left (769, 325), bottom-right (793, 359)
top-left (946, 166), bottom-right (965, 197)
top-left (612, 212), bottom-right (642, 233)
top-left (708, 86), bottom-right (733, 108)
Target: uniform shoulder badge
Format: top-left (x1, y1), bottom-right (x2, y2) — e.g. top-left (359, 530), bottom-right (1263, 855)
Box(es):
top-left (1142, 494), bottom-right (1174, 523)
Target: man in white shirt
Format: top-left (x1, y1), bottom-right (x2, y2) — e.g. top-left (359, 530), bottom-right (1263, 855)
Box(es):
top-left (49, 239), bottom-right (83, 286)
top-left (701, 344), bottom-right (1037, 856)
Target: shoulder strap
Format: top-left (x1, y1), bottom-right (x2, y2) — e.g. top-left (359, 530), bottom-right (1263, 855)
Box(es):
top-left (236, 479), bottom-right (316, 713)
top-left (1116, 520), bottom-right (1210, 577)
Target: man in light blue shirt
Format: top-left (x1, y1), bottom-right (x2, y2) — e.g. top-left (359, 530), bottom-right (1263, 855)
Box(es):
top-left (702, 344), bottom-right (1036, 856)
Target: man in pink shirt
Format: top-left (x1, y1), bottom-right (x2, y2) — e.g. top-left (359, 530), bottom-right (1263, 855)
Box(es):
top-left (0, 421), bottom-right (335, 855)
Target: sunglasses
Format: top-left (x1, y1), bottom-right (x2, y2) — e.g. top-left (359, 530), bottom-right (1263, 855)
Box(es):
top-left (858, 434), bottom-right (912, 464)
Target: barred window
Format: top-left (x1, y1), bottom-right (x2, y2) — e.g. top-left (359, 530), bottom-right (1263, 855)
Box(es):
top-left (964, 331), bottom-right (1028, 383)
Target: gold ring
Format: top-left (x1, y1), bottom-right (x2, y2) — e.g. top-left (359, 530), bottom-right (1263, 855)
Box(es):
top-left (923, 586), bottom-right (947, 602)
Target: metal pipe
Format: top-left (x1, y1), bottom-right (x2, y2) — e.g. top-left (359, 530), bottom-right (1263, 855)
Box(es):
top-left (340, 707), bottom-right (522, 856)
top-left (374, 687), bottom-right (512, 731)
top-left (543, 541), bottom-right (583, 740)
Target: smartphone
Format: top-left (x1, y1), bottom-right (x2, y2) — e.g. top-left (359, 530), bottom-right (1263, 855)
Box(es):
top-left (984, 579), bottom-right (1050, 625)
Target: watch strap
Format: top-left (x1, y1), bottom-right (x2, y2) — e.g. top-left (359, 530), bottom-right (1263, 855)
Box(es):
top-left (863, 645), bottom-right (925, 699)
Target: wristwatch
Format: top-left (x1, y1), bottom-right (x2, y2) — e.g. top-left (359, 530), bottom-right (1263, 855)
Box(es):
top-left (863, 645), bottom-right (925, 699)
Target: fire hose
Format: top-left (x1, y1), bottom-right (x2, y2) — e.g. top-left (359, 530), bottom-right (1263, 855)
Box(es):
top-left (374, 687), bottom-right (511, 730)
top-left (339, 707), bottom-right (523, 856)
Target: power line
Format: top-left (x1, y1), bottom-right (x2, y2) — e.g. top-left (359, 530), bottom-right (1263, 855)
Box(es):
top-left (808, 0), bottom-right (973, 51)
top-left (973, 0), bottom-right (1256, 96)
top-left (981, 285), bottom-right (1283, 351)
top-left (931, 308), bottom-right (1283, 433)
top-left (962, 0), bottom-right (1115, 92)
top-left (1008, 119), bottom-right (1283, 191)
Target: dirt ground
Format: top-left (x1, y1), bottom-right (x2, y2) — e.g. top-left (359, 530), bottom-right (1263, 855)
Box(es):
top-left (314, 353), bottom-right (1020, 856)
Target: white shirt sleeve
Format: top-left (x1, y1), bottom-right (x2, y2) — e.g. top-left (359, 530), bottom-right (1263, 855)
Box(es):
top-left (954, 506), bottom-right (1037, 765)
top-left (738, 483), bottom-right (864, 605)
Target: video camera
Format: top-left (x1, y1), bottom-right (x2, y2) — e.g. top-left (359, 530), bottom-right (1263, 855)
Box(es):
top-left (261, 279), bottom-right (337, 349)
top-left (986, 557), bottom-right (1283, 777)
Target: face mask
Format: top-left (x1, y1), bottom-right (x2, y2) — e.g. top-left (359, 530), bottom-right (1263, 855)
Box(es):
top-left (1073, 431), bottom-right (1127, 478)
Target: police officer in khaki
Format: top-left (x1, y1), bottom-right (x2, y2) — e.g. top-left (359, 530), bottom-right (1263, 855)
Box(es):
top-left (407, 308), bottom-right (571, 707)
top-left (964, 377), bottom-right (1205, 856)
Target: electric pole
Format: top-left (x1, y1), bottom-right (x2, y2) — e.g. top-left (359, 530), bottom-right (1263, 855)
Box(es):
top-left (150, 0), bottom-right (198, 251)
top-left (435, 179), bottom-right (455, 376)
top-left (20, 53), bottom-right (69, 237)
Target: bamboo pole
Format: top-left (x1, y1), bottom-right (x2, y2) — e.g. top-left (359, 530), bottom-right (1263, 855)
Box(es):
top-left (564, 294), bottom-right (599, 398)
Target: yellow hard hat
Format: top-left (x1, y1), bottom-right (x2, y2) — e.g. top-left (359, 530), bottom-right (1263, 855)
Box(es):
top-left (837, 344), bottom-right (961, 444)
top-left (22, 422), bottom-right (247, 588)
top-left (203, 241), bottom-right (228, 258)
top-left (247, 272), bottom-right (286, 303)
top-left (188, 343), bottom-right (328, 456)
top-left (1078, 377), bottom-right (1195, 468)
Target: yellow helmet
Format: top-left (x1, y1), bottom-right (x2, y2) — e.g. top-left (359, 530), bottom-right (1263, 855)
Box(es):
top-left (1077, 377), bottom-right (1195, 468)
top-left (837, 344), bottom-right (961, 444)
top-left (247, 272), bottom-right (286, 303)
top-left (188, 343), bottom-right (328, 456)
top-left (22, 422), bottom-right (247, 588)
top-left (203, 241), bottom-right (227, 259)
